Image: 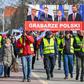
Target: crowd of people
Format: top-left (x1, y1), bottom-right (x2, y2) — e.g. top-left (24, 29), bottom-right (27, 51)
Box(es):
top-left (0, 4), bottom-right (83, 83)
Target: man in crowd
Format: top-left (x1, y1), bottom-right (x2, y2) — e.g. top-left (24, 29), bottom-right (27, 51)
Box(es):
top-left (41, 31), bottom-right (58, 80)
top-left (68, 4), bottom-right (83, 81)
top-left (0, 34), bottom-right (3, 64)
top-left (56, 32), bottom-right (64, 70)
top-left (54, 10), bottom-right (66, 70)
top-left (62, 31), bottom-right (74, 79)
top-left (27, 7), bottom-right (38, 70)
top-left (74, 31), bottom-right (84, 82)
top-left (17, 31), bottom-right (34, 82)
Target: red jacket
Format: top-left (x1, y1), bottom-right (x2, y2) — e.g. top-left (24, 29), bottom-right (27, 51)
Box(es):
top-left (17, 35), bottom-right (34, 56)
top-left (36, 39), bottom-right (42, 49)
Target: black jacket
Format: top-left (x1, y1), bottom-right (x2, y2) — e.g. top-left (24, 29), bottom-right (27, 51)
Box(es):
top-left (39, 14), bottom-right (52, 21)
top-left (54, 16), bottom-right (66, 21)
top-left (27, 15), bottom-right (38, 21)
top-left (68, 13), bottom-right (82, 21)
top-left (63, 37), bottom-right (75, 55)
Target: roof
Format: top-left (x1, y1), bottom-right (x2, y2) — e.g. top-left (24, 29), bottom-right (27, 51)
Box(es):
top-left (4, 6), bottom-right (17, 17)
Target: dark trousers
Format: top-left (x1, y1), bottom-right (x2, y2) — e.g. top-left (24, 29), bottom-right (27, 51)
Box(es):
top-left (4, 65), bottom-right (10, 77)
top-left (44, 54), bottom-right (55, 76)
top-left (75, 52), bottom-right (84, 81)
top-left (58, 51), bottom-right (62, 69)
top-left (32, 56), bottom-right (36, 69)
top-left (80, 57), bottom-right (84, 81)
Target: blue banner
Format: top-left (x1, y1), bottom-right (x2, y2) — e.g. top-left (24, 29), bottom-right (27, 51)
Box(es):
top-left (79, 4), bottom-right (84, 21)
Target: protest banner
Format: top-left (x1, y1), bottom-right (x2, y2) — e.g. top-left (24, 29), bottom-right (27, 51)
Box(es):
top-left (25, 21), bottom-right (83, 31)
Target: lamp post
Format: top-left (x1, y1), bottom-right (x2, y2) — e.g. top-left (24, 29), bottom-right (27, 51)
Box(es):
top-left (0, 0), bottom-right (5, 32)
top-left (2, 8), bottom-right (5, 32)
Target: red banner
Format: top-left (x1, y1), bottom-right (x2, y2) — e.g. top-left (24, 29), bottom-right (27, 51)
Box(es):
top-left (25, 21), bottom-right (83, 31)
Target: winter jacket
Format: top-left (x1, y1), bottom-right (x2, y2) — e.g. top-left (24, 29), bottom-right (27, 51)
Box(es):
top-left (17, 35), bottom-right (34, 56)
top-left (3, 44), bottom-right (15, 67)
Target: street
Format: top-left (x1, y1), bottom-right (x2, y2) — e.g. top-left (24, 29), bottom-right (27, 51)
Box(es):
top-left (0, 58), bottom-right (83, 84)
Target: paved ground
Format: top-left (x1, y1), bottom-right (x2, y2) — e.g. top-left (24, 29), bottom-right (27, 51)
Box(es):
top-left (0, 58), bottom-right (83, 84)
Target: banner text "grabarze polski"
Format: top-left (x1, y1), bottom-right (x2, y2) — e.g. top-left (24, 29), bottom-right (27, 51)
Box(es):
top-left (25, 21), bottom-right (83, 31)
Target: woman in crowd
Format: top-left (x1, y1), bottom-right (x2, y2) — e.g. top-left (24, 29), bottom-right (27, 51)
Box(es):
top-left (3, 38), bottom-right (15, 77)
